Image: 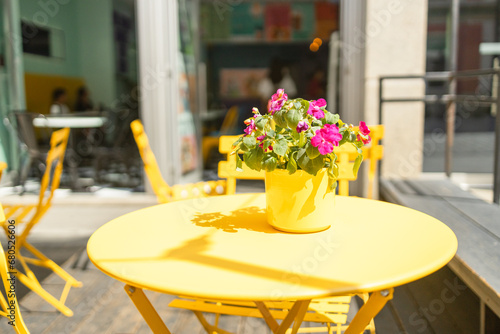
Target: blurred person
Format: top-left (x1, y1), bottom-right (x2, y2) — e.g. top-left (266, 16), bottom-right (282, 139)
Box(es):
top-left (50, 88), bottom-right (70, 115)
top-left (258, 58), bottom-right (297, 105)
top-left (74, 86), bottom-right (94, 112)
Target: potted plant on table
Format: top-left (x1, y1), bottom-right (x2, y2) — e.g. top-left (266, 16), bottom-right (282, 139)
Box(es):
top-left (232, 89), bottom-right (371, 233)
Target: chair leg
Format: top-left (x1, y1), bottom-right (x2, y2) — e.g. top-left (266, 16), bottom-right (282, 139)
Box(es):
top-left (15, 241), bottom-right (82, 316)
top-left (16, 271), bottom-right (74, 317)
top-left (344, 289), bottom-right (393, 334)
top-left (192, 311), bottom-right (234, 334)
top-left (18, 154), bottom-right (32, 193)
top-left (22, 241), bottom-right (82, 288)
top-left (125, 285), bottom-right (172, 334)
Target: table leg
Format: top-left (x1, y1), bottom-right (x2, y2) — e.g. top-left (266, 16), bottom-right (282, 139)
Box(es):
top-left (344, 288), bottom-right (394, 334)
top-left (124, 284), bottom-right (172, 334)
top-left (255, 300), bottom-right (311, 334)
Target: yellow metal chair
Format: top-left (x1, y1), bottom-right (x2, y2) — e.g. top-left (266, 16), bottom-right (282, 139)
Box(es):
top-left (170, 126), bottom-right (385, 334)
top-left (130, 120), bottom-right (227, 203)
top-left (218, 125), bottom-right (384, 199)
top-left (202, 106), bottom-right (239, 165)
top-left (0, 162), bottom-right (7, 181)
top-left (0, 203), bottom-right (30, 334)
top-left (1, 128), bottom-right (82, 317)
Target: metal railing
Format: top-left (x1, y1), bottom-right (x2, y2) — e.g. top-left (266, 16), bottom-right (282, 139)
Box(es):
top-left (378, 68), bottom-right (500, 204)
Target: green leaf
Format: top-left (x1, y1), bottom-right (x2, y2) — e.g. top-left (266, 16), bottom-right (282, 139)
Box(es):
top-left (273, 139), bottom-right (288, 156)
top-left (298, 131), bottom-right (307, 147)
top-left (255, 117), bottom-right (268, 130)
top-left (338, 135), bottom-right (348, 146)
top-left (262, 155), bottom-right (278, 172)
top-left (243, 136), bottom-right (257, 149)
top-left (267, 129), bottom-right (276, 138)
top-left (299, 99), bottom-right (310, 112)
top-left (305, 142), bottom-right (320, 159)
top-left (236, 153), bottom-right (243, 172)
top-left (327, 178), bottom-right (338, 193)
top-left (312, 120), bottom-right (322, 127)
top-left (232, 137), bottom-right (243, 147)
top-left (324, 112), bottom-right (339, 125)
top-left (353, 154), bottom-right (363, 177)
top-left (239, 143), bottom-right (249, 152)
top-left (297, 148), bottom-right (324, 175)
top-left (262, 140), bottom-right (272, 151)
top-left (243, 148), bottom-right (263, 171)
top-left (273, 110), bottom-right (288, 128)
top-left (327, 163), bottom-right (338, 193)
top-left (285, 109), bottom-right (301, 129)
top-left (287, 152), bottom-right (298, 174)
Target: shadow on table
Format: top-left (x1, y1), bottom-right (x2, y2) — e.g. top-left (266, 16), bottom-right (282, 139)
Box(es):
top-left (190, 206), bottom-right (277, 233)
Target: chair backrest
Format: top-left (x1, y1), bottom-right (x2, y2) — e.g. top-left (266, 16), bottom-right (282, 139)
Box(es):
top-left (218, 125), bottom-right (384, 198)
top-left (0, 162), bottom-right (6, 182)
top-left (22, 128), bottom-right (70, 239)
top-left (219, 106), bottom-right (239, 135)
top-left (130, 120), bottom-right (172, 203)
top-left (0, 203), bottom-right (30, 333)
top-left (12, 112), bottom-right (40, 153)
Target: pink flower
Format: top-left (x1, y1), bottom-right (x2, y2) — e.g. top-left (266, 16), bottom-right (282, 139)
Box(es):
top-left (257, 133), bottom-right (267, 149)
top-left (359, 121), bottom-right (370, 136)
top-left (311, 124), bottom-right (342, 155)
top-left (357, 134), bottom-right (371, 145)
top-left (296, 121), bottom-right (309, 133)
top-left (268, 88), bottom-right (288, 114)
top-left (307, 98), bottom-right (327, 119)
top-left (243, 118), bottom-right (256, 136)
top-left (256, 133), bottom-right (266, 142)
top-left (357, 121), bottom-right (371, 144)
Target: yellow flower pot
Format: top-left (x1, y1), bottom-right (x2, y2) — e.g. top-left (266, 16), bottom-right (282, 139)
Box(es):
top-left (265, 168), bottom-right (334, 233)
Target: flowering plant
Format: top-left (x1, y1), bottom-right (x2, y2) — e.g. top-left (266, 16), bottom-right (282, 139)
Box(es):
top-left (232, 89), bottom-right (371, 192)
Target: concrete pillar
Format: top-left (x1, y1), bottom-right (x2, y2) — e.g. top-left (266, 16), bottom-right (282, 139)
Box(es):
top-left (2, 0), bottom-right (26, 170)
top-left (136, 0), bottom-right (181, 188)
top-left (364, 0), bottom-right (428, 179)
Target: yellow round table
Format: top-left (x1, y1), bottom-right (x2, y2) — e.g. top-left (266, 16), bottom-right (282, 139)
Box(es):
top-left (87, 193), bottom-right (457, 334)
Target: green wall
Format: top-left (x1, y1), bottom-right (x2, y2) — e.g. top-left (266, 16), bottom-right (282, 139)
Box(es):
top-left (76, 0), bottom-right (116, 107)
top-left (20, 0), bottom-right (117, 107)
top-left (20, 0), bottom-right (81, 76)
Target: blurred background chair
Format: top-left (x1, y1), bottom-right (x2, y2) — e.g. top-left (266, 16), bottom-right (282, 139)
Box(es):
top-left (93, 110), bottom-right (139, 184)
top-left (6, 112), bottom-right (52, 193)
top-left (1, 128), bottom-right (82, 317)
top-left (202, 106), bottom-right (239, 167)
top-left (131, 119), bottom-right (226, 203)
top-left (0, 162), bottom-right (7, 182)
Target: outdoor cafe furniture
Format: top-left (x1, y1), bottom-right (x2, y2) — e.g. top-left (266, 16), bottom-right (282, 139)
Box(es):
top-left (1, 128), bottom-right (82, 317)
top-left (131, 120), bottom-right (227, 202)
top-left (32, 113), bottom-right (107, 190)
top-left (31, 113), bottom-right (106, 129)
top-left (133, 121), bottom-right (385, 332)
top-left (0, 162), bottom-right (6, 182)
top-left (87, 193), bottom-right (458, 334)
top-left (0, 203), bottom-right (30, 334)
